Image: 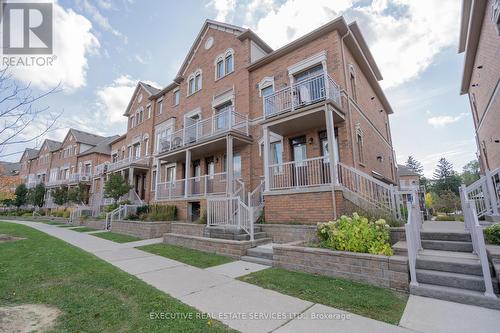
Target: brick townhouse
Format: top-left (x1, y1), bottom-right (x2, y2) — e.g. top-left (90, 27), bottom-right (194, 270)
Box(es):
top-left (18, 129), bottom-right (119, 208)
top-left (141, 17), bottom-right (398, 223)
top-left (459, 0), bottom-right (500, 173)
top-left (18, 17), bottom-right (400, 226)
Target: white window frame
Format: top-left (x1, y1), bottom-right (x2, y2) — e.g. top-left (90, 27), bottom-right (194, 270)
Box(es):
top-left (214, 48), bottom-right (234, 80)
top-left (147, 104), bottom-right (152, 119)
top-left (173, 89), bottom-right (180, 106)
top-left (157, 98), bottom-right (164, 115)
top-left (187, 69), bottom-right (202, 96)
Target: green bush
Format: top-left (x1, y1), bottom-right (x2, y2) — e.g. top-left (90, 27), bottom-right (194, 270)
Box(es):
top-left (104, 204), bottom-right (118, 213)
top-left (194, 210), bottom-right (207, 224)
top-left (62, 211), bottom-right (70, 219)
top-left (484, 224), bottom-right (500, 245)
top-left (317, 213), bottom-right (394, 256)
top-left (21, 212), bottom-right (32, 217)
top-left (146, 204), bottom-right (177, 221)
top-left (136, 205), bottom-right (150, 216)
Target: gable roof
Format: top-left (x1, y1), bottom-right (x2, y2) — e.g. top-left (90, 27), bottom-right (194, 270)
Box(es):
top-left (397, 165), bottom-right (420, 177)
top-left (123, 82), bottom-right (161, 116)
top-left (42, 139), bottom-right (62, 152)
top-left (23, 148), bottom-right (39, 160)
top-left (0, 161), bottom-right (20, 176)
top-left (66, 128), bottom-right (108, 146)
top-left (78, 135), bottom-right (121, 157)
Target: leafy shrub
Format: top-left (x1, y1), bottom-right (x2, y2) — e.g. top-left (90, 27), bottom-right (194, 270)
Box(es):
top-left (125, 214), bottom-right (139, 220)
top-left (62, 210), bottom-right (70, 218)
top-left (194, 210), bottom-right (207, 224)
top-left (146, 204), bottom-right (177, 221)
top-left (136, 205), bottom-right (150, 216)
top-left (104, 204), bottom-right (118, 213)
top-left (21, 212), bottom-right (32, 217)
top-left (317, 213), bottom-right (394, 256)
top-left (484, 224), bottom-right (500, 245)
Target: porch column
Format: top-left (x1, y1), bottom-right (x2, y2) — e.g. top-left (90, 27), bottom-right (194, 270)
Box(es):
top-left (155, 159), bottom-right (161, 201)
top-left (128, 167), bottom-right (134, 201)
top-left (325, 108), bottom-right (339, 185)
top-left (263, 126), bottom-right (270, 191)
top-left (485, 170), bottom-right (499, 216)
top-left (226, 135), bottom-right (234, 195)
top-left (184, 150), bottom-right (191, 198)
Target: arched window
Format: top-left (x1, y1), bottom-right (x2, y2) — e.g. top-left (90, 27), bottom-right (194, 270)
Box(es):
top-left (214, 49), bottom-right (234, 80)
top-left (187, 69), bottom-right (202, 95)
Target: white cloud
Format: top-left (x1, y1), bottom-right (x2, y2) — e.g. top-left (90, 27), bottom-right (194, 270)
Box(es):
top-left (207, 0), bottom-right (236, 22)
top-left (7, 3), bottom-right (100, 91)
top-left (76, 0), bottom-right (127, 43)
top-left (95, 75), bottom-right (159, 124)
top-left (427, 113), bottom-right (468, 128)
top-left (209, 0), bottom-right (460, 89)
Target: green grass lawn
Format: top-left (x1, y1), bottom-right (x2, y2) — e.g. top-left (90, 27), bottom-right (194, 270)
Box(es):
top-left (0, 221), bottom-right (235, 332)
top-left (71, 227), bottom-right (99, 233)
top-left (138, 243), bottom-right (233, 268)
top-left (238, 267), bottom-right (408, 325)
top-left (91, 231), bottom-right (141, 243)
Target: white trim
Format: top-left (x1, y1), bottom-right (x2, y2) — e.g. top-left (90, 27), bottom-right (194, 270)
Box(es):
top-left (258, 76), bottom-right (274, 96)
top-left (184, 107), bottom-right (202, 120)
top-left (477, 78), bottom-right (500, 132)
top-left (287, 50), bottom-right (327, 75)
top-left (212, 88), bottom-right (234, 108)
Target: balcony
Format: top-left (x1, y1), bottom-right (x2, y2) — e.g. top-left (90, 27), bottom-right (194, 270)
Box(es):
top-left (46, 173), bottom-right (92, 187)
top-left (26, 178), bottom-right (43, 188)
top-left (158, 108), bottom-right (249, 155)
top-left (263, 73), bottom-right (341, 119)
top-left (94, 163), bottom-right (109, 177)
top-left (107, 155), bottom-right (152, 172)
top-left (156, 172), bottom-right (239, 201)
top-left (268, 156), bottom-right (332, 190)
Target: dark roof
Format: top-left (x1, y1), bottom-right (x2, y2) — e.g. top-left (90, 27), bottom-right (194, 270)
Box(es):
top-left (78, 135), bottom-right (121, 157)
top-left (397, 165), bottom-right (420, 177)
top-left (69, 128), bottom-right (108, 146)
top-left (0, 161), bottom-right (20, 176)
top-left (45, 139), bottom-right (62, 152)
top-left (26, 148), bottom-right (39, 159)
top-left (140, 82), bottom-right (161, 95)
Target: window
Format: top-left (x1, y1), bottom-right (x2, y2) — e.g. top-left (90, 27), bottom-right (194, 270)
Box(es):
top-left (173, 90), bottom-right (180, 106)
top-left (147, 105), bottom-right (152, 119)
top-left (356, 130), bottom-right (364, 165)
top-left (112, 154), bottom-right (118, 163)
top-left (270, 141), bottom-right (283, 172)
top-left (206, 157), bottom-right (215, 179)
top-left (157, 99), bottom-right (163, 115)
top-left (128, 146), bottom-right (132, 159)
top-left (139, 109), bottom-right (144, 123)
top-left (166, 166), bottom-right (176, 183)
top-left (349, 65), bottom-right (357, 102)
top-left (261, 85), bottom-right (274, 116)
top-left (215, 101), bottom-right (232, 130)
top-left (134, 144), bottom-right (141, 159)
top-left (188, 69), bottom-right (202, 95)
top-left (216, 59), bottom-right (224, 79)
top-left (214, 49), bottom-right (234, 80)
top-left (130, 116), bottom-right (135, 128)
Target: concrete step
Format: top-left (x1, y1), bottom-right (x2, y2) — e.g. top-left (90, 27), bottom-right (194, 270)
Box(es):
top-left (420, 231), bottom-right (471, 242)
top-left (416, 250), bottom-right (484, 276)
top-left (246, 247), bottom-right (273, 260)
top-left (410, 283), bottom-right (500, 310)
top-left (392, 241), bottom-right (407, 256)
top-left (421, 239), bottom-right (473, 252)
top-left (416, 269), bottom-right (499, 293)
top-left (241, 255), bottom-right (273, 266)
top-left (485, 215), bottom-right (500, 223)
top-left (234, 232), bottom-right (268, 241)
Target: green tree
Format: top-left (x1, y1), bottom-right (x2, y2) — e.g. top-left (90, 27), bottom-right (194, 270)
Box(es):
top-left (432, 158), bottom-right (461, 195)
top-left (104, 174), bottom-right (132, 204)
top-left (14, 183), bottom-right (28, 207)
top-left (52, 186), bottom-right (68, 206)
top-left (29, 183), bottom-right (45, 208)
top-left (68, 183), bottom-right (89, 204)
top-left (405, 155), bottom-right (424, 175)
top-left (433, 190), bottom-right (461, 214)
top-left (461, 160), bottom-right (480, 186)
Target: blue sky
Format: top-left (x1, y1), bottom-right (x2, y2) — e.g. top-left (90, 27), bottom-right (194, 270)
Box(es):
top-left (3, 0), bottom-right (476, 177)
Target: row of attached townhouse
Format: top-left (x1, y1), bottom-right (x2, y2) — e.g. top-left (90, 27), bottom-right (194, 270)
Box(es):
top-left (18, 129), bottom-right (119, 207)
top-left (18, 16), bottom-right (401, 225)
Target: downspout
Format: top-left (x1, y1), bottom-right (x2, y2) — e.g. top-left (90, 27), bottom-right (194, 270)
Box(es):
top-left (340, 30), bottom-right (356, 166)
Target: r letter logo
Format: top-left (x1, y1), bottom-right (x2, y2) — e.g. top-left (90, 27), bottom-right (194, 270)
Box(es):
top-left (2, 2), bottom-right (53, 54)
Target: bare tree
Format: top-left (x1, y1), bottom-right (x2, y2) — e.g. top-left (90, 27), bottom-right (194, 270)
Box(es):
top-left (0, 67), bottom-right (61, 157)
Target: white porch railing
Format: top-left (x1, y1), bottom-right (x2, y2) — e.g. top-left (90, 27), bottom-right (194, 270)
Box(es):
top-left (107, 155), bottom-right (152, 172)
top-left (460, 185), bottom-right (496, 297)
top-left (263, 73), bottom-right (341, 118)
top-left (405, 193), bottom-right (423, 287)
top-left (105, 204), bottom-right (142, 230)
top-left (156, 172), bottom-right (230, 201)
top-left (94, 163), bottom-right (109, 177)
top-left (464, 167), bottom-right (500, 218)
top-left (159, 108), bottom-right (249, 154)
top-left (268, 156), bottom-right (332, 190)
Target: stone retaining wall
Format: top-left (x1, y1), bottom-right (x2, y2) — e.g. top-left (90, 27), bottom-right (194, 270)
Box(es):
top-left (82, 219), bottom-right (106, 230)
top-left (260, 224), bottom-right (318, 244)
top-left (390, 227), bottom-right (406, 245)
top-left (163, 233), bottom-right (270, 259)
top-left (273, 243), bottom-right (409, 292)
top-left (171, 222), bottom-right (206, 237)
top-left (111, 221), bottom-right (173, 239)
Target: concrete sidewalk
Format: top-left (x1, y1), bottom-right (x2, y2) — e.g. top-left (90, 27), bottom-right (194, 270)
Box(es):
top-left (3, 220), bottom-right (417, 332)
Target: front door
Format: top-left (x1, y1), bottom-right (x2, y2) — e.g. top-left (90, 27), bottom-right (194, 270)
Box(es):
top-left (290, 136), bottom-right (307, 187)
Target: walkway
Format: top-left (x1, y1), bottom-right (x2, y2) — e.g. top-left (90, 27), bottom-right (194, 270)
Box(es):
top-left (4, 220), bottom-right (500, 333)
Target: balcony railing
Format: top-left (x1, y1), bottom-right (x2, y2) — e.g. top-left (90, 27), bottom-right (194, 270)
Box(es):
top-left (158, 108), bottom-right (249, 154)
top-left (263, 73), bottom-right (341, 118)
top-left (94, 163), bottom-right (109, 176)
top-left (107, 155), bottom-right (152, 172)
top-left (156, 172), bottom-right (236, 200)
top-left (26, 178), bottom-right (43, 188)
top-left (268, 156), bottom-right (332, 190)
top-left (46, 173), bottom-right (92, 186)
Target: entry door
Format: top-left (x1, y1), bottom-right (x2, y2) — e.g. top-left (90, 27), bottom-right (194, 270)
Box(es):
top-left (290, 136), bottom-right (307, 187)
